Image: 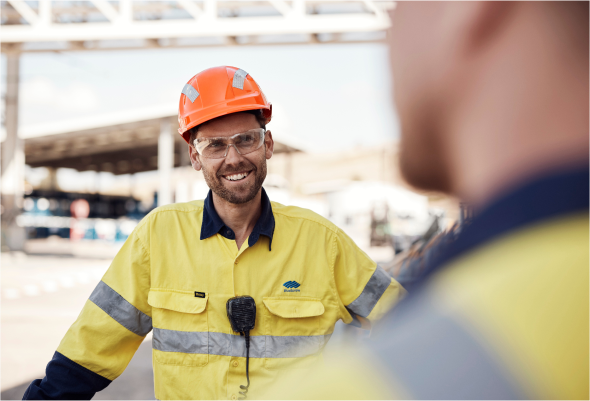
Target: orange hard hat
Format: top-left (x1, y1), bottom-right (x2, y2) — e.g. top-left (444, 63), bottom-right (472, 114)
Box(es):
top-left (178, 66), bottom-right (272, 144)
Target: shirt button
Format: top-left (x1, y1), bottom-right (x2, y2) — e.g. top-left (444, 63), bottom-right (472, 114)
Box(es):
top-left (234, 260), bottom-right (238, 265)
top-left (231, 395), bottom-right (237, 400)
top-left (232, 360), bottom-right (239, 367)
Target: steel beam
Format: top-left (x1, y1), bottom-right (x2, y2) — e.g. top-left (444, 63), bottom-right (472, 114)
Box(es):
top-left (1, 1), bottom-right (393, 51)
top-left (2, 14), bottom-right (390, 43)
top-left (158, 118), bottom-right (174, 207)
top-left (1, 51), bottom-right (26, 250)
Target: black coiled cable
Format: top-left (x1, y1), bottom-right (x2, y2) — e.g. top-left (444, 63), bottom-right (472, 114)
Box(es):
top-left (238, 331), bottom-right (251, 400)
top-left (226, 296), bottom-right (255, 400)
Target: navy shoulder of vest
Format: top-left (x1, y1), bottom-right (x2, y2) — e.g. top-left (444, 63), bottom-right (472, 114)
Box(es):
top-left (22, 351), bottom-right (111, 400)
top-left (421, 165), bottom-right (589, 286)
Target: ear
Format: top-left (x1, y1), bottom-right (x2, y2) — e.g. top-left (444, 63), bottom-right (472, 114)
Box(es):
top-left (265, 130), bottom-right (274, 160)
top-left (461, 2), bottom-right (515, 54)
top-left (188, 145), bottom-right (202, 171)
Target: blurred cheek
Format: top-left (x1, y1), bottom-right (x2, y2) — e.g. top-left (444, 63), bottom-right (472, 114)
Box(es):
top-left (389, 2), bottom-right (446, 105)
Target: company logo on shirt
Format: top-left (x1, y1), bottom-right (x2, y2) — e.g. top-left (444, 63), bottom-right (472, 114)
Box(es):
top-left (283, 281), bottom-right (301, 292)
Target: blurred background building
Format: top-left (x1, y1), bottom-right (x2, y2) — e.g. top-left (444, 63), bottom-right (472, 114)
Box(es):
top-left (0, 1), bottom-right (458, 399)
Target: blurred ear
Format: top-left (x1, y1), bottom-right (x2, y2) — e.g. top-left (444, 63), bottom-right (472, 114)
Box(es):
top-left (265, 130), bottom-right (274, 160)
top-left (188, 145), bottom-right (202, 171)
top-left (463, 2), bottom-right (515, 54)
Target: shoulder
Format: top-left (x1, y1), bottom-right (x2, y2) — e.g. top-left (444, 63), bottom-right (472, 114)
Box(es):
top-left (270, 201), bottom-right (340, 235)
top-left (149, 200), bottom-right (205, 215)
top-left (136, 200), bottom-right (204, 229)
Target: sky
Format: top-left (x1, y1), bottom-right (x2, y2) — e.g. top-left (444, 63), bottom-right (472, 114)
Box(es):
top-left (3, 42), bottom-right (400, 152)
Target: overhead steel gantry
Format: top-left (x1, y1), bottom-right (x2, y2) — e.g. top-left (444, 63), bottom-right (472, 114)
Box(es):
top-left (0, 0), bottom-right (394, 249)
top-left (1, 1), bottom-right (394, 52)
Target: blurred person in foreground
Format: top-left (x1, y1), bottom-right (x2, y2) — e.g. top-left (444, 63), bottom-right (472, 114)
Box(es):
top-left (23, 66), bottom-right (405, 400)
top-left (266, 2), bottom-right (589, 399)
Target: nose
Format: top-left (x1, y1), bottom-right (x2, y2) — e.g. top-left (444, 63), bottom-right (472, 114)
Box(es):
top-left (224, 144), bottom-right (243, 165)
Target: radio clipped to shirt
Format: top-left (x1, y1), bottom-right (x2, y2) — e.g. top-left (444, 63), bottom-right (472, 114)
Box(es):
top-left (226, 296), bottom-right (257, 400)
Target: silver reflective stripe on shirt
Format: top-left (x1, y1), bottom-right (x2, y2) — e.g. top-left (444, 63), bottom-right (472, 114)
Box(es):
top-left (89, 281), bottom-right (153, 337)
top-left (182, 84), bottom-right (199, 103)
top-left (232, 69), bottom-right (248, 90)
top-left (370, 290), bottom-right (523, 399)
top-left (346, 265), bottom-right (391, 318)
top-left (153, 328), bottom-right (331, 358)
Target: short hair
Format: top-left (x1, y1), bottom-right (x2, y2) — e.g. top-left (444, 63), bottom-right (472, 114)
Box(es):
top-left (188, 109), bottom-right (267, 147)
top-left (544, 0), bottom-right (590, 51)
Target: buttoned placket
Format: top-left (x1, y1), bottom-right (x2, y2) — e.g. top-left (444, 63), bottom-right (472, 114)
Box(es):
top-left (232, 240), bottom-right (249, 296)
top-left (228, 239), bottom-right (251, 399)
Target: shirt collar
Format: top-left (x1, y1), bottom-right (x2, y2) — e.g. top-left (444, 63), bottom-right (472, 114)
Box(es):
top-left (200, 188), bottom-right (275, 251)
top-left (409, 165), bottom-right (589, 290)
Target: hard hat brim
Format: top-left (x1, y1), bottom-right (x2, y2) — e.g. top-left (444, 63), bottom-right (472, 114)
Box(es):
top-left (179, 103), bottom-right (272, 144)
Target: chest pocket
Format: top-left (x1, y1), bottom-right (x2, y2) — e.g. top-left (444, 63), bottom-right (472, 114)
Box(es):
top-left (262, 297), bottom-right (326, 370)
top-left (148, 289), bottom-right (209, 367)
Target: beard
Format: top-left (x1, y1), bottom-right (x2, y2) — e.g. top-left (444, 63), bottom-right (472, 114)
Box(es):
top-left (201, 150), bottom-right (267, 205)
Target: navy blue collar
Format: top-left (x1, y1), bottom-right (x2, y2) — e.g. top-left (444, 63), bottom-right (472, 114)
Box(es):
top-left (420, 165), bottom-right (589, 285)
top-left (200, 188), bottom-right (275, 251)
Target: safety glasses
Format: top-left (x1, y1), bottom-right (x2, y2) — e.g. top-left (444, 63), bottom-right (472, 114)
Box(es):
top-left (194, 128), bottom-right (265, 159)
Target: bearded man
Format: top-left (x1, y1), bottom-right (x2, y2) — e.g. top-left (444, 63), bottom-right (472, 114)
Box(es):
top-left (23, 66), bottom-right (405, 400)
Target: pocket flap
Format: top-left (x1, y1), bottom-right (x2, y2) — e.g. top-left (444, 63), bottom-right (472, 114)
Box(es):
top-left (263, 297), bottom-right (325, 318)
top-left (148, 289), bottom-right (208, 314)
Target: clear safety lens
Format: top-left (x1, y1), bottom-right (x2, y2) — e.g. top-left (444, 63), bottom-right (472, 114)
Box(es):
top-left (195, 129), bottom-right (265, 159)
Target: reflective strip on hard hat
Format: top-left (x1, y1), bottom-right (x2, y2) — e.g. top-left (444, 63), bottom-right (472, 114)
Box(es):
top-left (89, 281), bottom-right (153, 337)
top-left (346, 266), bottom-right (391, 318)
top-left (232, 69), bottom-right (249, 90)
top-left (182, 84), bottom-right (200, 103)
top-left (178, 66), bottom-right (272, 141)
top-left (153, 328), bottom-right (331, 358)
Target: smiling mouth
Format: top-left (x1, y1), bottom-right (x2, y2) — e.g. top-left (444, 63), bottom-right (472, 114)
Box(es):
top-left (222, 171), bottom-right (251, 182)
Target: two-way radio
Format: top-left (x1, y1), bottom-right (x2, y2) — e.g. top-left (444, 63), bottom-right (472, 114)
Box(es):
top-left (226, 296), bottom-right (256, 400)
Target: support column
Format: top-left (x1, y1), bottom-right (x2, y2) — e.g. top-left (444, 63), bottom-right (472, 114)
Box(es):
top-left (285, 151), bottom-right (293, 190)
top-left (1, 49), bottom-right (26, 251)
top-left (158, 118), bottom-right (174, 206)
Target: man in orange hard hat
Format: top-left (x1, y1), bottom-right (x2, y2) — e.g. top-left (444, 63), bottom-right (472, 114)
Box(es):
top-left (24, 66), bottom-right (406, 400)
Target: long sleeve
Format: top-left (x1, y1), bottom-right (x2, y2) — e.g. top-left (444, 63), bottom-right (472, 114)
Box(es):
top-left (23, 224), bottom-right (152, 400)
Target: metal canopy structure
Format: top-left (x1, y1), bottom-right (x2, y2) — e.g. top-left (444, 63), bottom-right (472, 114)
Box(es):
top-left (1, 1), bottom-right (394, 52)
top-left (23, 107), bottom-right (303, 175)
top-left (0, 0), bottom-right (394, 249)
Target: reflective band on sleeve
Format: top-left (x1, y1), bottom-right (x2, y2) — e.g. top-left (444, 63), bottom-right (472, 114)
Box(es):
top-left (182, 84), bottom-right (199, 103)
top-left (232, 69), bottom-right (248, 90)
top-left (346, 265), bottom-right (391, 318)
top-left (370, 292), bottom-right (523, 399)
top-left (153, 328), bottom-right (331, 359)
top-left (89, 281), bottom-right (152, 337)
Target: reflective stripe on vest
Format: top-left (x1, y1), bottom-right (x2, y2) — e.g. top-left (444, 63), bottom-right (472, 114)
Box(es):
top-left (153, 328), bottom-right (331, 359)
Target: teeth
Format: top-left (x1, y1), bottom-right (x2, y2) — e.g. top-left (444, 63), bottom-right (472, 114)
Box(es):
top-left (225, 173), bottom-right (248, 181)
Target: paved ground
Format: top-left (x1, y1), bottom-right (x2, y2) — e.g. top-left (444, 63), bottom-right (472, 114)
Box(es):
top-left (1, 250), bottom-right (156, 400)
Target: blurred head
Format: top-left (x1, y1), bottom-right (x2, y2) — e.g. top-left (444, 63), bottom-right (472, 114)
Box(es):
top-left (188, 111), bottom-right (274, 205)
top-left (388, 2), bottom-right (589, 201)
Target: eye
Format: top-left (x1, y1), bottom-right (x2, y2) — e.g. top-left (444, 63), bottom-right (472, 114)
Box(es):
top-left (207, 140), bottom-right (224, 148)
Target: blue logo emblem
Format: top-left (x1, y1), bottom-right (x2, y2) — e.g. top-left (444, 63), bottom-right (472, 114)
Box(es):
top-left (283, 281), bottom-right (301, 289)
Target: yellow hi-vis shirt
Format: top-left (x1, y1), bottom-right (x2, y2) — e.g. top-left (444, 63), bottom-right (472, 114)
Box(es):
top-left (266, 168), bottom-right (589, 400)
top-left (56, 195), bottom-right (404, 400)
